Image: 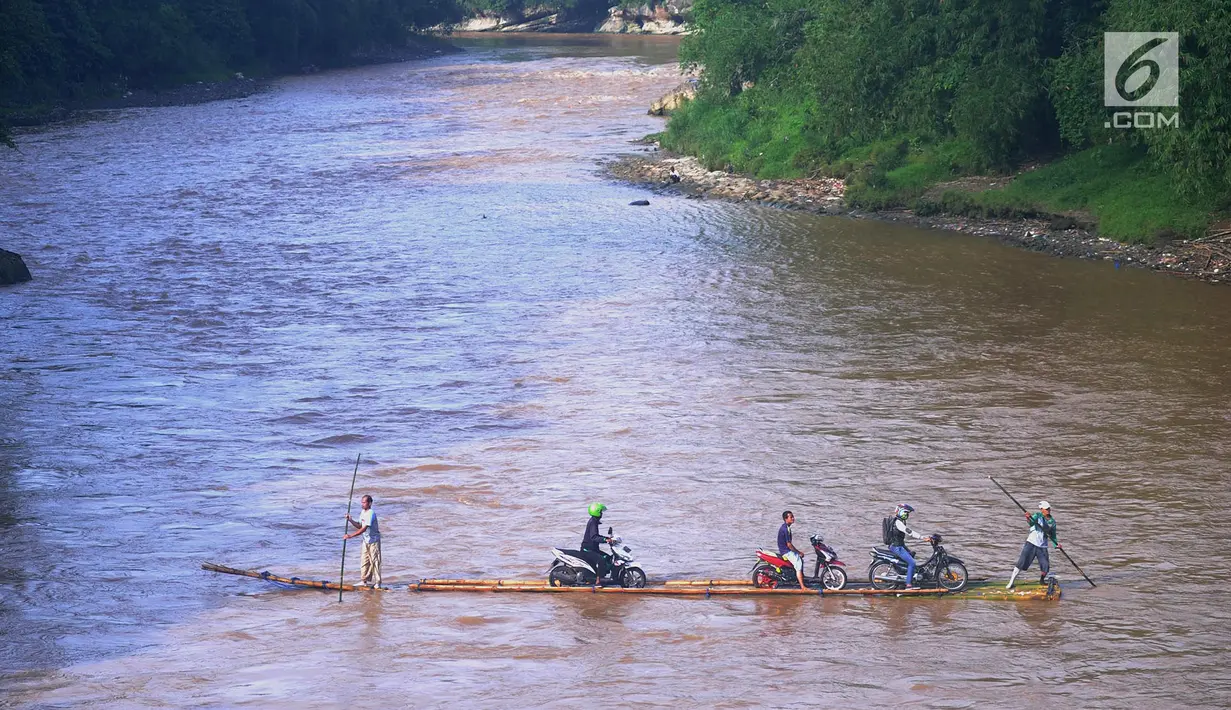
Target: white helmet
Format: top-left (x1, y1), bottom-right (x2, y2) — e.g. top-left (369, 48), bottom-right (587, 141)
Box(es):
top-left (1038, 501), bottom-right (1051, 510)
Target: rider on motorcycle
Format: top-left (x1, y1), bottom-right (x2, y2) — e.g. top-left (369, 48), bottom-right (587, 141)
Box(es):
top-left (579, 502), bottom-right (613, 579)
top-left (888, 504), bottom-right (931, 589)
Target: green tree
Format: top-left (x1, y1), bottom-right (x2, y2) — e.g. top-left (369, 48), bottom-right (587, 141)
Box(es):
top-left (1, 0), bottom-right (465, 146)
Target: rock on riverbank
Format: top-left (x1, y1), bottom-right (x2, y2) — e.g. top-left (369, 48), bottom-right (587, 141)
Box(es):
top-left (608, 152), bottom-right (846, 211)
top-left (608, 150), bottom-right (1231, 286)
top-left (649, 80), bottom-right (697, 115)
top-left (598, 2), bottom-right (691, 34)
top-left (449, 1), bottom-right (691, 34)
top-left (0, 249), bottom-right (32, 285)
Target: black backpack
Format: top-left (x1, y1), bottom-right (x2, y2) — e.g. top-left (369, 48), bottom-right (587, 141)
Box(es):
top-left (882, 517), bottom-right (894, 546)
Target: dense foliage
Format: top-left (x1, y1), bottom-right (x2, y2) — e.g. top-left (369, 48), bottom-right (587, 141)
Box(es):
top-left (670, 0), bottom-right (1230, 205)
top-left (0, 0), bottom-right (458, 145)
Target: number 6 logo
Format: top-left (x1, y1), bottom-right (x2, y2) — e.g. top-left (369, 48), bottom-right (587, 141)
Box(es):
top-left (1104, 33), bottom-right (1179, 107)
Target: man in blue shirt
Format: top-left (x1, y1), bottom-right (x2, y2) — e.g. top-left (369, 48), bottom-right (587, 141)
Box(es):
top-left (778, 510), bottom-right (807, 589)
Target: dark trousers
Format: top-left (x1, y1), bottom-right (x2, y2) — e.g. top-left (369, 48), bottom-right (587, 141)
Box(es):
top-left (1016, 542), bottom-right (1050, 576)
top-left (578, 549), bottom-right (608, 580)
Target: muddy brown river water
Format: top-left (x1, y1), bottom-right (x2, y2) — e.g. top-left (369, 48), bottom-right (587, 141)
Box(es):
top-left (2, 34), bottom-right (1231, 708)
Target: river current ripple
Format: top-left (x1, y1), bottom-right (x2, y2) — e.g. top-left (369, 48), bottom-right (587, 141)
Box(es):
top-left (2, 35), bottom-right (1230, 708)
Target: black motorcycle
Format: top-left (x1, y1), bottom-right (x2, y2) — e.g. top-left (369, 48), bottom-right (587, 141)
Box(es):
top-left (867, 534), bottom-right (968, 592)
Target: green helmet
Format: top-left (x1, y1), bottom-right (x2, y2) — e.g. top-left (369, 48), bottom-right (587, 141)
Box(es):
top-left (588, 502), bottom-right (607, 517)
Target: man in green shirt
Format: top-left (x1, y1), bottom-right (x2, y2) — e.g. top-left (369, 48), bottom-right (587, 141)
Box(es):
top-left (1008, 501), bottom-right (1060, 588)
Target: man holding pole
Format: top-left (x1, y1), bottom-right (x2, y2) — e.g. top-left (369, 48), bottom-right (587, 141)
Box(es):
top-left (344, 495), bottom-right (381, 588)
top-left (1008, 501), bottom-right (1059, 589)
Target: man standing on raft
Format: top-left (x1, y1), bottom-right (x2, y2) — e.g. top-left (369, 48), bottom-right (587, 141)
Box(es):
top-left (1008, 501), bottom-right (1060, 588)
top-left (344, 494), bottom-right (382, 588)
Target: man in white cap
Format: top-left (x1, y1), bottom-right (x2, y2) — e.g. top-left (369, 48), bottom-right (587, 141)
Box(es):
top-left (1007, 501), bottom-right (1060, 588)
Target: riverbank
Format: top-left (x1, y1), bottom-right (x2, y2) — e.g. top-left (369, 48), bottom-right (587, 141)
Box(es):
top-left (3, 36), bottom-right (458, 132)
top-left (608, 149), bottom-right (1231, 286)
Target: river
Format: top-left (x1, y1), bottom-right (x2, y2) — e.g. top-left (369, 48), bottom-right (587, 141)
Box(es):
top-left (2, 34), bottom-right (1230, 708)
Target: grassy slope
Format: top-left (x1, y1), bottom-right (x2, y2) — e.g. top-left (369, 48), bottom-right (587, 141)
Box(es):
top-left (660, 92), bottom-right (1223, 244)
top-left (914, 146), bottom-right (1220, 243)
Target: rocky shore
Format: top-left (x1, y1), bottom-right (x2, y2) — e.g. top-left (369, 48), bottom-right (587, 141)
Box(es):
top-left (608, 149), bottom-right (1231, 286)
top-left (448, 0), bottom-right (691, 34)
top-left (0, 248), bottom-right (32, 285)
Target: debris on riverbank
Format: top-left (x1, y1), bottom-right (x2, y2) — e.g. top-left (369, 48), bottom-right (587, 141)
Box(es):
top-left (607, 150), bottom-right (1231, 286)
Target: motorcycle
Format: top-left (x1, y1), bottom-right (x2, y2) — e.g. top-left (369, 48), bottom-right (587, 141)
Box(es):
top-left (547, 526), bottom-right (647, 588)
top-left (867, 534), bottom-right (968, 592)
top-left (751, 534), bottom-right (848, 590)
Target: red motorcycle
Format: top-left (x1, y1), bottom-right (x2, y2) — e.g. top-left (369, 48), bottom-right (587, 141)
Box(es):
top-left (751, 534), bottom-right (848, 589)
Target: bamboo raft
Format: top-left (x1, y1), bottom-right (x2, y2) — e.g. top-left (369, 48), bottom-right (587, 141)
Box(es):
top-left (664, 577), bottom-right (1060, 601)
top-left (203, 563), bottom-right (1060, 600)
top-left (202, 562), bottom-right (393, 592)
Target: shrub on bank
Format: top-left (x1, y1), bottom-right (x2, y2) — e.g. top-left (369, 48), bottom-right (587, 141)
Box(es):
top-left (668, 0), bottom-right (1231, 243)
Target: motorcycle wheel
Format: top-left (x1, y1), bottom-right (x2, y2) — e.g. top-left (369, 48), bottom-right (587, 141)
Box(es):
top-left (820, 566), bottom-right (847, 591)
top-left (936, 561), bottom-right (968, 592)
top-left (868, 560), bottom-right (901, 590)
top-left (751, 563), bottom-right (779, 589)
top-left (548, 565), bottom-right (578, 587)
top-left (621, 568), bottom-right (647, 589)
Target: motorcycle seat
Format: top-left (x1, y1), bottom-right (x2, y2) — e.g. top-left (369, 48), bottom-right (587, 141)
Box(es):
top-left (872, 547), bottom-right (899, 557)
top-left (757, 550), bottom-right (793, 568)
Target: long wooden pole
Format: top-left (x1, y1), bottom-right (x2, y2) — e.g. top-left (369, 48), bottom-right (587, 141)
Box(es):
top-left (202, 562), bottom-right (385, 592)
top-left (339, 454), bottom-right (362, 602)
top-left (989, 476), bottom-right (1095, 587)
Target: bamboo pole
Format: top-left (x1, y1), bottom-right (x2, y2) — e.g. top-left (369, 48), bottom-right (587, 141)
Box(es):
top-left (951, 590), bottom-right (1059, 601)
top-left (339, 454), bottom-right (362, 602)
top-left (407, 584), bottom-right (824, 595)
top-left (418, 578), bottom-right (550, 586)
top-left (658, 581), bottom-right (951, 596)
top-left (202, 562), bottom-right (386, 592)
top-left (406, 582), bottom-right (949, 596)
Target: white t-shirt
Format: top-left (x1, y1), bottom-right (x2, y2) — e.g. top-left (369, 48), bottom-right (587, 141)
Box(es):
top-left (358, 508), bottom-right (380, 544)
